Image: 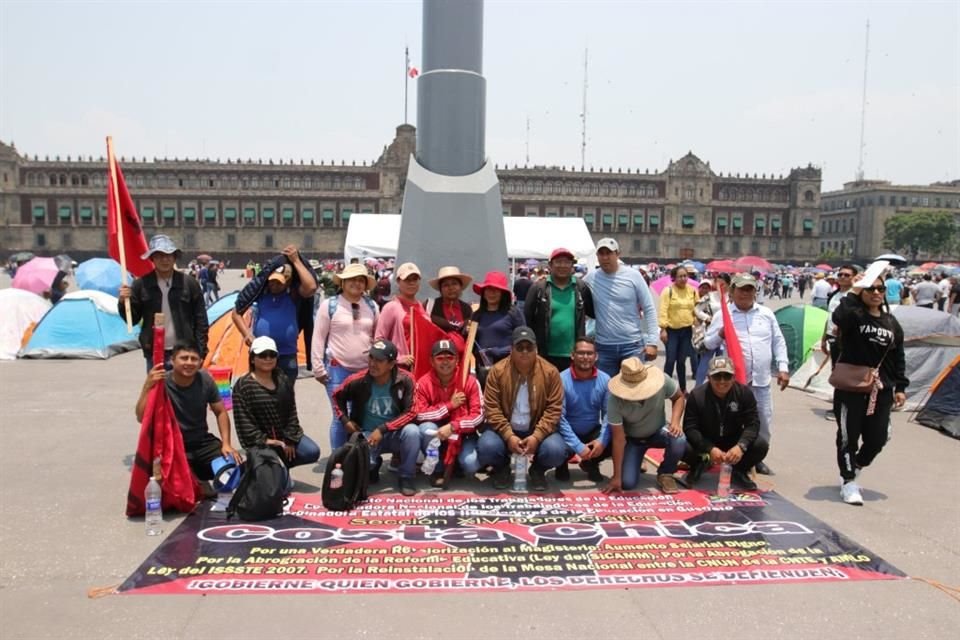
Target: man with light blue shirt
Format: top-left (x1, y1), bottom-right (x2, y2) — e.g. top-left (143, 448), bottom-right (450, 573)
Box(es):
top-left (704, 273), bottom-right (789, 475)
top-left (884, 274), bottom-right (904, 305)
top-left (584, 238), bottom-right (659, 376)
top-left (555, 336), bottom-right (611, 483)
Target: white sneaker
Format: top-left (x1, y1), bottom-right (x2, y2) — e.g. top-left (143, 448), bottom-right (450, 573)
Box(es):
top-left (840, 481), bottom-right (863, 505)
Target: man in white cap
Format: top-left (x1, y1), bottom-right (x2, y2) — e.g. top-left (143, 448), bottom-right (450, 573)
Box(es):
top-left (703, 273), bottom-right (788, 475)
top-left (119, 234), bottom-right (208, 371)
top-left (232, 244), bottom-right (318, 383)
top-left (683, 356), bottom-right (768, 491)
top-left (603, 357), bottom-right (686, 494)
top-left (583, 238), bottom-right (659, 376)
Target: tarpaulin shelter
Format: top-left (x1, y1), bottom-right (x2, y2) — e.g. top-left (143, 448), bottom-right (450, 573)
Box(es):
top-left (791, 305), bottom-right (960, 410)
top-left (0, 289), bottom-right (51, 360)
top-left (913, 355), bottom-right (960, 439)
top-left (775, 304), bottom-right (829, 373)
top-left (203, 310), bottom-right (307, 380)
top-left (19, 290), bottom-right (140, 359)
top-left (344, 214), bottom-right (598, 267)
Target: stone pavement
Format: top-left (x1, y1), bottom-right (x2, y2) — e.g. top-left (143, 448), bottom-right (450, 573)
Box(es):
top-left (0, 273), bottom-right (958, 639)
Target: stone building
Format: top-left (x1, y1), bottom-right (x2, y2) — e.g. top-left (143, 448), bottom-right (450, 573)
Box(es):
top-left (0, 125), bottom-right (823, 263)
top-left (820, 179), bottom-right (960, 262)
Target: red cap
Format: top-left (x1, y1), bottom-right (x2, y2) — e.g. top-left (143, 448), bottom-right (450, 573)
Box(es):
top-left (550, 247), bottom-right (575, 262)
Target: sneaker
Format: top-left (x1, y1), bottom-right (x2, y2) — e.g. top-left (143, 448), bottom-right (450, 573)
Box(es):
top-left (492, 465), bottom-right (511, 490)
top-left (579, 460), bottom-right (605, 483)
top-left (529, 464), bottom-right (548, 492)
top-left (731, 469), bottom-right (758, 491)
top-left (840, 480), bottom-right (863, 506)
top-left (554, 463), bottom-right (570, 482)
top-left (398, 476), bottom-right (417, 497)
top-left (657, 474), bottom-right (680, 494)
top-left (754, 461), bottom-right (774, 476)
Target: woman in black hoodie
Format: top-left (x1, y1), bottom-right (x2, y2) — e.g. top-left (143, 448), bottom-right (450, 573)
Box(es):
top-left (831, 275), bottom-right (908, 506)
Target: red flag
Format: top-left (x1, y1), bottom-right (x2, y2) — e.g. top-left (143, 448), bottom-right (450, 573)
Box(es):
top-left (126, 383), bottom-right (198, 516)
top-left (718, 282), bottom-right (747, 384)
top-left (411, 310), bottom-right (450, 381)
top-left (408, 66), bottom-right (420, 78)
top-left (107, 157), bottom-right (154, 277)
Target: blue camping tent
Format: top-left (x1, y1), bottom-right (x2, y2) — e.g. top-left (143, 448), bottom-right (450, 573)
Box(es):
top-left (19, 290), bottom-right (140, 359)
top-left (206, 291), bottom-right (239, 324)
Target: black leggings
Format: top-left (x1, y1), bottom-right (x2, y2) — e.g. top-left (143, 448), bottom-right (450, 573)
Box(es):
top-left (833, 389), bottom-right (893, 481)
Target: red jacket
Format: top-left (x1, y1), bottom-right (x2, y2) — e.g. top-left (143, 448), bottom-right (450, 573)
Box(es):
top-left (414, 370), bottom-right (484, 435)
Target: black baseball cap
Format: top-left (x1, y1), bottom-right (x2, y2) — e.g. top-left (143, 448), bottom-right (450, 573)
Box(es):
top-left (366, 339), bottom-right (398, 361)
top-left (432, 339), bottom-right (458, 357)
top-left (512, 326), bottom-right (536, 346)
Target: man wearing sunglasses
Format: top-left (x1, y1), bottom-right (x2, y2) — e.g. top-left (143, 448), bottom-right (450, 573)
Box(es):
top-left (682, 356), bottom-right (768, 491)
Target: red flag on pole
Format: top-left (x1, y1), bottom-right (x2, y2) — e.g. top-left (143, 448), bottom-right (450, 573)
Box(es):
top-left (411, 310), bottom-right (450, 381)
top-left (408, 66), bottom-right (420, 78)
top-left (107, 156), bottom-right (153, 277)
top-left (718, 282), bottom-right (747, 384)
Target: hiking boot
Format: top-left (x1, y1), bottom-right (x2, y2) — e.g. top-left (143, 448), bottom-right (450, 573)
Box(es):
top-left (731, 468), bottom-right (758, 491)
top-left (529, 464), bottom-right (548, 492)
top-left (685, 458), bottom-right (707, 486)
top-left (578, 460), bottom-right (605, 483)
top-left (398, 476), bottom-right (417, 497)
top-left (840, 480), bottom-right (863, 506)
top-left (754, 461), bottom-right (774, 476)
top-left (492, 465), bottom-right (511, 490)
top-left (554, 462), bottom-right (570, 482)
top-left (657, 474), bottom-right (680, 494)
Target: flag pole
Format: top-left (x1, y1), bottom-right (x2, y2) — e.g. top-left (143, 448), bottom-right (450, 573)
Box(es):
top-left (107, 136), bottom-right (134, 332)
top-left (404, 45), bottom-right (410, 124)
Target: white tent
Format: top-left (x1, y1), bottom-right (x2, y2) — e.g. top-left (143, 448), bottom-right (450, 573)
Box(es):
top-left (344, 214), bottom-right (596, 266)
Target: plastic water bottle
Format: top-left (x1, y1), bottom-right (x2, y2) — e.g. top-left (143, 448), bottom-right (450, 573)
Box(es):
top-left (717, 463), bottom-right (732, 498)
top-left (512, 453), bottom-right (528, 493)
top-left (329, 463), bottom-right (344, 489)
top-left (145, 457), bottom-right (163, 536)
top-left (421, 431), bottom-right (441, 475)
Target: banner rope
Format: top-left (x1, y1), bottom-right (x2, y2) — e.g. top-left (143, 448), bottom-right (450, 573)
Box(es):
top-left (912, 577), bottom-right (960, 603)
top-left (86, 583), bottom-right (120, 599)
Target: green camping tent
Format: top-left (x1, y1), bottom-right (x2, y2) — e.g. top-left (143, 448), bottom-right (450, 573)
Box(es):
top-left (775, 304), bottom-right (828, 373)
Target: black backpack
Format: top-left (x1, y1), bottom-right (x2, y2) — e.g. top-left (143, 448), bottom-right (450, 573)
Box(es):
top-left (321, 432), bottom-right (370, 511)
top-left (227, 446), bottom-right (287, 521)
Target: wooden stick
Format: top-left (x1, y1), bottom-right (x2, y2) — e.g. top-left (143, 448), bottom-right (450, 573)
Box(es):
top-left (408, 305), bottom-right (415, 364)
top-left (106, 136), bottom-right (134, 333)
top-left (461, 321), bottom-right (478, 387)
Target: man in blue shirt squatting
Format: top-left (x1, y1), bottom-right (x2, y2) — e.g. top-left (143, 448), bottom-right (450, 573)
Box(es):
top-left (703, 273), bottom-right (789, 476)
top-left (231, 244), bottom-right (318, 384)
top-left (332, 339), bottom-right (421, 496)
top-left (583, 237), bottom-right (660, 377)
top-left (554, 336), bottom-right (611, 483)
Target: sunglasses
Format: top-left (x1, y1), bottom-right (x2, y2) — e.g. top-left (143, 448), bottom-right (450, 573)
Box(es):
top-left (863, 285), bottom-right (886, 294)
top-left (514, 343), bottom-right (536, 353)
top-left (351, 302), bottom-right (360, 321)
top-left (255, 351), bottom-right (278, 359)
top-left (710, 372), bottom-right (734, 381)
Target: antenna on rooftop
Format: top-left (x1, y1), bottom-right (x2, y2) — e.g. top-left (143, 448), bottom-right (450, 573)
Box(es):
top-left (856, 20), bottom-right (870, 182)
top-left (525, 115), bottom-right (530, 165)
top-left (580, 48), bottom-right (588, 171)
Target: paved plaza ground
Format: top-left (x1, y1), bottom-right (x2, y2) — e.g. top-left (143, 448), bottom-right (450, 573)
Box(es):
top-left (1, 270), bottom-right (958, 639)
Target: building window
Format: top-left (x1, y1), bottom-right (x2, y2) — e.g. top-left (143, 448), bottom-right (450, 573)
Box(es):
top-left (617, 213), bottom-right (628, 227)
top-left (731, 216), bottom-right (742, 234)
top-left (583, 213), bottom-right (595, 226)
top-left (804, 189), bottom-right (815, 202)
top-left (61, 232), bottom-right (72, 248)
top-left (731, 240), bottom-right (740, 254)
top-left (302, 208), bottom-right (315, 224)
top-left (282, 207), bottom-right (295, 225)
top-left (58, 205), bottom-right (73, 220)
top-left (163, 207), bottom-right (176, 221)
top-left (601, 212), bottom-right (613, 229)
top-left (770, 218), bottom-right (781, 235)
top-left (33, 205), bottom-right (46, 220)
top-left (803, 219), bottom-right (815, 236)
top-left (303, 233), bottom-right (313, 249)
top-left (182, 232), bottom-right (196, 249)
top-left (755, 217), bottom-right (766, 234)
top-left (648, 238), bottom-right (658, 252)
top-left (715, 239), bottom-right (725, 254)
top-left (264, 233), bottom-right (274, 249)
top-left (681, 214), bottom-right (695, 229)
top-left (243, 207), bottom-right (257, 223)
top-left (649, 214), bottom-right (660, 232)
top-left (769, 240), bottom-right (779, 254)
top-left (322, 208), bottom-right (335, 225)
top-left (203, 207), bottom-right (217, 222)
top-left (751, 240), bottom-right (760, 254)
top-left (633, 214), bottom-right (644, 229)
top-left (632, 238), bottom-right (643, 252)
top-left (226, 233), bottom-right (236, 248)
top-left (79, 206), bottom-right (93, 224)
top-left (36, 232), bottom-right (46, 247)
top-left (224, 207), bottom-right (237, 224)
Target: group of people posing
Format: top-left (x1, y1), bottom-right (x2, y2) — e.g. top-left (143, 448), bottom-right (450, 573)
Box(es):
top-left (121, 234), bottom-right (908, 507)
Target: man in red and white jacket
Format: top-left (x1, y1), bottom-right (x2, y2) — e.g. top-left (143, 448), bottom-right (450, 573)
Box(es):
top-left (414, 339), bottom-right (484, 486)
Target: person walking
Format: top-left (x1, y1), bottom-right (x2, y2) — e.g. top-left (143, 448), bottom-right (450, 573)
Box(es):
top-left (658, 265), bottom-right (699, 392)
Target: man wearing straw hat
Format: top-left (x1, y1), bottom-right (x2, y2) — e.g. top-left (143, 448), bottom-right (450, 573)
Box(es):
top-left (603, 357), bottom-right (686, 495)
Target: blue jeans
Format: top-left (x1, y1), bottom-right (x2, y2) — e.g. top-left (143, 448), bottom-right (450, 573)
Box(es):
top-left (279, 434), bottom-right (321, 469)
top-left (419, 423), bottom-right (481, 475)
top-left (664, 327), bottom-right (697, 391)
top-left (477, 429), bottom-right (568, 470)
top-left (596, 341), bottom-right (644, 377)
top-left (621, 427), bottom-right (686, 490)
top-left (326, 362), bottom-right (360, 450)
top-left (369, 424), bottom-right (421, 479)
top-left (695, 347), bottom-right (722, 386)
top-left (277, 353), bottom-right (298, 385)
top-left (752, 384), bottom-right (773, 443)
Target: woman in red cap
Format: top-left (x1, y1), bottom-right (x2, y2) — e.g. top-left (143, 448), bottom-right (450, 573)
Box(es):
top-left (472, 271), bottom-right (526, 382)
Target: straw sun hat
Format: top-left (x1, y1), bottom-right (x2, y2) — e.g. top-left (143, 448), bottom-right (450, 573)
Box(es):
top-left (607, 357), bottom-right (665, 401)
top-left (333, 263), bottom-right (376, 290)
top-left (428, 266), bottom-right (473, 291)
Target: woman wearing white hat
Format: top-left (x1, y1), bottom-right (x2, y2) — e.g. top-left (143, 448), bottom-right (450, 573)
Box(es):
top-left (311, 263), bottom-right (380, 449)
